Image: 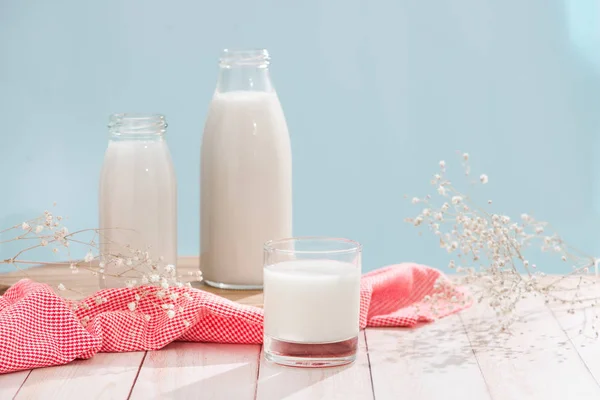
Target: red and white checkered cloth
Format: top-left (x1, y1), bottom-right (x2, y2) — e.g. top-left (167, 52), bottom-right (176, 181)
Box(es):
top-left (0, 263), bottom-right (470, 374)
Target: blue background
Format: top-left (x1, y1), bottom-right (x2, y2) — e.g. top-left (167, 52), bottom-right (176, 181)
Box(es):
top-left (1, 0), bottom-right (600, 273)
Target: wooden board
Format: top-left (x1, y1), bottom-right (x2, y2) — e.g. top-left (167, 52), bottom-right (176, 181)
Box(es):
top-left (0, 257), bottom-right (264, 307)
top-left (460, 294), bottom-right (600, 399)
top-left (0, 370), bottom-right (30, 399)
top-left (129, 342), bottom-right (261, 400)
top-left (366, 315), bottom-right (491, 400)
top-left (15, 352), bottom-right (145, 400)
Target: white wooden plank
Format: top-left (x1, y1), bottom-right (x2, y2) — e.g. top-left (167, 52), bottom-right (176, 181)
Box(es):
top-left (255, 332), bottom-right (373, 400)
top-left (129, 342), bottom-right (260, 400)
top-left (547, 278), bottom-right (600, 386)
top-left (0, 370), bottom-right (30, 399)
top-left (366, 315), bottom-right (491, 400)
top-left (14, 352), bottom-right (144, 400)
top-left (461, 294), bottom-right (600, 399)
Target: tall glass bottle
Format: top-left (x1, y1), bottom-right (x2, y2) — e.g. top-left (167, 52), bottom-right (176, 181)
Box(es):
top-left (99, 113), bottom-right (177, 288)
top-left (200, 49), bottom-right (292, 289)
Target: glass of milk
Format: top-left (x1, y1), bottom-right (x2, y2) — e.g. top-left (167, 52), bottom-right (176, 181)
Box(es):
top-left (263, 237), bottom-right (362, 367)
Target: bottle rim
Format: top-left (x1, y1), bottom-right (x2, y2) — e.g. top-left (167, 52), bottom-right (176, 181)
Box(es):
top-left (219, 49), bottom-right (270, 68)
top-left (108, 113), bottom-right (167, 139)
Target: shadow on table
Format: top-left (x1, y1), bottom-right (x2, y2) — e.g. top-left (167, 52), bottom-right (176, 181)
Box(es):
top-left (369, 307), bottom-right (573, 373)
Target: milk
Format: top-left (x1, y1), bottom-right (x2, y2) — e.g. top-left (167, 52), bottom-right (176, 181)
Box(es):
top-left (200, 90), bottom-right (292, 288)
top-left (263, 260), bottom-right (361, 343)
top-left (99, 139), bottom-right (177, 287)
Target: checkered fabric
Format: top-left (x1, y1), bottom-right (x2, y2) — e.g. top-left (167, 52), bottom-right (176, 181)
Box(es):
top-left (0, 263), bottom-right (470, 374)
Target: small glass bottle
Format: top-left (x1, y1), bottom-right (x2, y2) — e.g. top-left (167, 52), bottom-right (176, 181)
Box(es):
top-left (200, 49), bottom-right (292, 289)
top-left (99, 113), bottom-right (177, 288)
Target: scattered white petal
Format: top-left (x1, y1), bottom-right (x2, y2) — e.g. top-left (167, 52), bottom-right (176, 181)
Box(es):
top-left (480, 174), bottom-right (489, 184)
top-left (167, 310), bottom-right (175, 318)
top-left (84, 251), bottom-right (94, 263)
top-left (127, 302), bottom-right (136, 312)
top-left (57, 283), bottom-right (66, 291)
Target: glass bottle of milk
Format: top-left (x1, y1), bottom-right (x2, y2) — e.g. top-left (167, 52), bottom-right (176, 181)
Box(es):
top-left (200, 49), bottom-right (292, 289)
top-left (99, 113), bottom-right (177, 288)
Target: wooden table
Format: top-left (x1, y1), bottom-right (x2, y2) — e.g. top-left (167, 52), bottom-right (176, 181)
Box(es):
top-left (2, 261), bottom-right (600, 399)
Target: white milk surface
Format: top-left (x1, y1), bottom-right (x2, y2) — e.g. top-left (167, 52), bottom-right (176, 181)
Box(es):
top-left (201, 91), bottom-right (292, 286)
top-left (263, 259), bottom-right (361, 343)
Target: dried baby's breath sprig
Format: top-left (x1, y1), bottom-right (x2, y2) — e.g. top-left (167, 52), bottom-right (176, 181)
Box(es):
top-left (0, 205), bottom-right (203, 325)
top-left (406, 154), bottom-right (600, 334)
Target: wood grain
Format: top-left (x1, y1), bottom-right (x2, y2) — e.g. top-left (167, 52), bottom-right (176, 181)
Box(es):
top-left (0, 257), bottom-right (264, 307)
top-left (367, 315), bottom-right (491, 400)
top-left (255, 331), bottom-right (374, 400)
top-left (547, 279), bottom-right (600, 386)
top-left (461, 294), bottom-right (600, 399)
top-left (14, 352), bottom-right (145, 400)
top-left (130, 342), bottom-right (260, 400)
top-left (0, 369), bottom-right (30, 399)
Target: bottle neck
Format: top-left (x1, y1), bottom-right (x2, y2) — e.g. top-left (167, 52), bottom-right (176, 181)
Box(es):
top-left (108, 114), bottom-right (167, 142)
top-left (217, 68), bottom-right (273, 93)
top-left (216, 49), bottom-right (273, 93)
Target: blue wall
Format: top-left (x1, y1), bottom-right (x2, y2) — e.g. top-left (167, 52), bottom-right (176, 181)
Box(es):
top-left (1, 0), bottom-right (600, 273)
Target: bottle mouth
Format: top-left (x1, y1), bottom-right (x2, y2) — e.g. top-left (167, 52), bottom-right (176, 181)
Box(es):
top-left (108, 113), bottom-right (167, 139)
top-left (219, 49), bottom-right (270, 68)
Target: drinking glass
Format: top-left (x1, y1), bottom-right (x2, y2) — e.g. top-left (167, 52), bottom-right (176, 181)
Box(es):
top-left (263, 237), bottom-right (362, 367)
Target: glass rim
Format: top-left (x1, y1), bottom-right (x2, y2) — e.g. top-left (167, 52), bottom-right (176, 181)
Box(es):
top-left (264, 236), bottom-right (362, 255)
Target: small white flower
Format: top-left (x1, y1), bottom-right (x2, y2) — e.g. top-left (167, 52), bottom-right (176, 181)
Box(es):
top-left (95, 297), bottom-right (104, 305)
top-left (162, 303), bottom-right (174, 310)
top-left (480, 174), bottom-right (489, 184)
top-left (41, 239), bottom-right (48, 247)
top-left (561, 256), bottom-right (567, 262)
top-left (127, 302), bottom-right (136, 312)
top-left (437, 186), bottom-right (447, 196)
top-left (52, 248), bottom-right (59, 254)
top-left (439, 160), bottom-right (446, 169)
top-left (422, 208), bottom-right (431, 216)
top-left (167, 310), bottom-right (175, 318)
top-left (165, 264), bottom-right (175, 274)
top-left (115, 258), bottom-right (124, 266)
top-left (144, 314), bottom-right (151, 321)
top-left (169, 293), bottom-right (179, 301)
top-left (149, 274), bottom-right (160, 283)
top-left (126, 258), bottom-right (133, 266)
top-left (21, 222), bottom-right (30, 230)
top-left (535, 227), bottom-right (544, 235)
top-left (183, 292), bottom-right (193, 301)
top-left (521, 213), bottom-right (530, 222)
top-left (463, 153), bottom-right (469, 161)
top-left (434, 212), bottom-right (443, 221)
top-left (57, 283), bottom-right (66, 291)
top-left (451, 196), bottom-right (462, 205)
top-left (413, 216), bottom-right (423, 226)
top-left (135, 294), bottom-right (141, 301)
top-left (411, 197), bottom-right (420, 205)
top-left (84, 251), bottom-right (94, 263)
top-left (156, 290), bottom-right (166, 299)
top-left (183, 320), bottom-right (190, 327)
top-left (441, 203), bottom-right (449, 212)
top-left (35, 225), bottom-right (44, 234)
